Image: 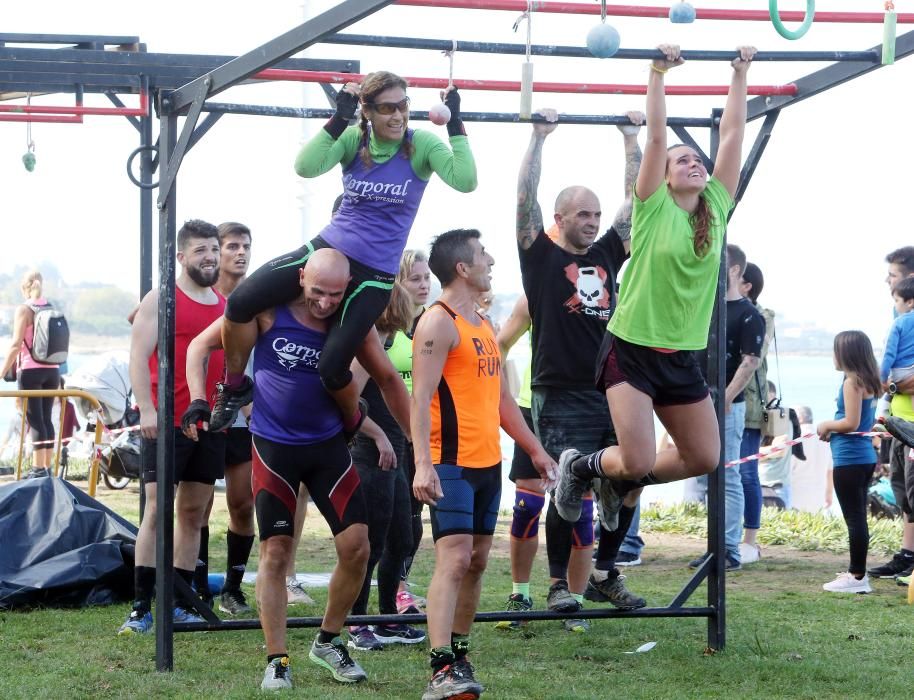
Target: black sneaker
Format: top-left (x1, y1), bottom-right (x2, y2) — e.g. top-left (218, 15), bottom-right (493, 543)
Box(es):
top-left (584, 573), bottom-right (646, 609)
top-left (219, 588), bottom-right (253, 615)
top-left (546, 579), bottom-right (579, 613)
top-left (372, 623), bottom-right (426, 645)
top-left (422, 663), bottom-right (483, 700)
top-left (343, 397), bottom-right (369, 445)
top-left (208, 376), bottom-right (255, 432)
top-left (868, 552), bottom-right (914, 578)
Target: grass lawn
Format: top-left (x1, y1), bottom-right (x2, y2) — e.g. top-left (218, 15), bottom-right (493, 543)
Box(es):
top-left (2, 476), bottom-right (913, 699)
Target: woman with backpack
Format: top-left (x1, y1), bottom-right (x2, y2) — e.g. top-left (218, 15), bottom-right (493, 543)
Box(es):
top-left (1, 270), bottom-right (61, 477)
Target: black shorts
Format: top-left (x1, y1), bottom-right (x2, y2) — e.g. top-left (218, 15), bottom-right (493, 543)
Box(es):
top-left (252, 432), bottom-right (367, 539)
top-left (430, 464), bottom-right (501, 541)
top-left (596, 332), bottom-right (709, 407)
top-left (225, 426), bottom-right (252, 466)
top-left (508, 406), bottom-right (537, 482)
top-left (224, 235), bottom-right (395, 391)
top-left (532, 387), bottom-right (617, 461)
top-left (141, 427), bottom-right (226, 485)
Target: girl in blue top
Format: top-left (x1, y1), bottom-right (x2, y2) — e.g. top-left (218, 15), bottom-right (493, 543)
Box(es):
top-left (817, 330), bottom-right (880, 594)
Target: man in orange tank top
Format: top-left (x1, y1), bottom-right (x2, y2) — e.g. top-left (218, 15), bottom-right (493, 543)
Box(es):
top-left (411, 228), bottom-right (556, 700)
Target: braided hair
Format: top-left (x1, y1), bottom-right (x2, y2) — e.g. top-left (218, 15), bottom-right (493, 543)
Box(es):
top-left (358, 71), bottom-right (414, 168)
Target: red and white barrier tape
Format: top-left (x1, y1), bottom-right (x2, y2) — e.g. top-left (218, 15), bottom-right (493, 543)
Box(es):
top-left (724, 429), bottom-right (890, 468)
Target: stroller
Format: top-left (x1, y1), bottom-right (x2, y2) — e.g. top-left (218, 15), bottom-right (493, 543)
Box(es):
top-left (66, 351), bottom-right (140, 490)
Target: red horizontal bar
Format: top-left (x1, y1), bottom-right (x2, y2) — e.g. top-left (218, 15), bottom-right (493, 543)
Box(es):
top-left (256, 68), bottom-right (797, 96)
top-left (395, 0), bottom-right (914, 23)
top-left (0, 91), bottom-right (147, 117)
top-left (0, 113), bottom-right (82, 123)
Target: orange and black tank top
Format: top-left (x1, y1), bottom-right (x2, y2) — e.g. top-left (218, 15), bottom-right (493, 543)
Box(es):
top-left (429, 301), bottom-right (502, 468)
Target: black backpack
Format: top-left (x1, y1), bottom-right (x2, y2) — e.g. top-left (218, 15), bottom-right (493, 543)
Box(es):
top-left (26, 301), bottom-right (70, 365)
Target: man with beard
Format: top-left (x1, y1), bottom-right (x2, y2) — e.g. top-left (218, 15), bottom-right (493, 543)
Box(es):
top-left (118, 219), bottom-right (228, 634)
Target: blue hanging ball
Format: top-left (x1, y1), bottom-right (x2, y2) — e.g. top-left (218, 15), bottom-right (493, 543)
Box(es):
top-left (669, 1), bottom-right (696, 24)
top-left (586, 23), bottom-right (621, 59)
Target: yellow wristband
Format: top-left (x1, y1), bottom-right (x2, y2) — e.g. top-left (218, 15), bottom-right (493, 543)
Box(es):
top-left (650, 64), bottom-right (669, 74)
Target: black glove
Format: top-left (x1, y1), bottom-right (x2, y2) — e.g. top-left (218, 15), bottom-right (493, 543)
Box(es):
top-left (181, 399), bottom-right (212, 433)
top-left (324, 89), bottom-right (360, 139)
top-left (444, 88), bottom-right (465, 137)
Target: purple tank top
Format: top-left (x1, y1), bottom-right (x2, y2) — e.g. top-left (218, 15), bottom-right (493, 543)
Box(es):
top-left (319, 129), bottom-right (429, 274)
top-left (249, 306), bottom-right (342, 445)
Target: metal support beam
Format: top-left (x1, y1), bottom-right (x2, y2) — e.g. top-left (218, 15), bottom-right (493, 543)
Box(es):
top-left (106, 92), bottom-right (142, 132)
top-left (168, 0), bottom-right (394, 111)
top-left (734, 111), bottom-right (779, 206)
top-left (747, 29), bottom-right (914, 122)
top-left (157, 78), bottom-right (211, 208)
top-left (154, 111), bottom-right (178, 673)
top-left (322, 34), bottom-right (881, 63)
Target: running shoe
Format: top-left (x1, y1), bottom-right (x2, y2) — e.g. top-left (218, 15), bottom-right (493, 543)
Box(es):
top-left (552, 449), bottom-right (590, 523)
top-left (261, 656), bottom-right (293, 690)
top-left (592, 475), bottom-right (625, 531)
top-left (173, 606), bottom-right (206, 624)
top-left (896, 574), bottom-right (911, 587)
top-left (739, 542), bottom-right (762, 565)
top-left (546, 579), bottom-right (579, 613)
top-left (372, 623), bottom-right (426, 645)
top-left (208, 376), bottom-right (255, 432)
top-left (615, 551), bottom-right (642, 567)
top-left (219, 588), bottom-right (253, 616)
top-left (562, 602), bottom-right (591, 633)
top-left (822, 572), bottom-right (872, 594)
top-left (309, 637), bottom-right (367, 683)
top-left (117, 609), bottom-right (152, 636)
top-left (868, 552), bottom-right (914, 579)
top-left (421, 663), bottom-right (483, 700)
top-left (396, 589), bottom-right (424, 614)
top-left (584, 573), bottom-right (646, 609)
top-left (347, 626), bottom-right (383, 652)
top-left (286, 577), bottom-right (316, 605)
top-left (494, 593), bottom-right (533, 630)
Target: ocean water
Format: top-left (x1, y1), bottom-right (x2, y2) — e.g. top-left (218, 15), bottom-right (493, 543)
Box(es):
top-left (2, 350), bottom-right (844, 510)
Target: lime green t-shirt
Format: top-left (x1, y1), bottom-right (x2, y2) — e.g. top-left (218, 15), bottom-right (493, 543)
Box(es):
top-left (607, 177), bottom-right (734, 350)
top-left (388, 329), bottom-right (414, 394)
top-left (891, 392), bottom-right (914, 421)
top-left (518, 360), bottom-right (532, 410)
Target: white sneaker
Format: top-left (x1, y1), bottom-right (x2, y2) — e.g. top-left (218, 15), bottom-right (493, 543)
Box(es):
top-left (286, 577), bottom-right (315, 605)
top-left (739, 542), bottom-right (761, 564)
top-left (822, 572), bottom-right (872, 594)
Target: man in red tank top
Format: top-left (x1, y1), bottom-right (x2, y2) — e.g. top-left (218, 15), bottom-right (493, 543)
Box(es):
top-left (118, 220), bottom-right (227, 635)
top-left (411, 228), bottom-right (556, 700)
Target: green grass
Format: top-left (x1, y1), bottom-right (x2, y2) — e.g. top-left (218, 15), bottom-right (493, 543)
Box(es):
top-left (2, 479), bottom-right (913, 699)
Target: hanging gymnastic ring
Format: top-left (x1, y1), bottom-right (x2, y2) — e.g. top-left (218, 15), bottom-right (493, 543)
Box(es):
top-left (769, 0), bottom-right (815, 40)
top-left (126, 144), bottom-right (159, 189)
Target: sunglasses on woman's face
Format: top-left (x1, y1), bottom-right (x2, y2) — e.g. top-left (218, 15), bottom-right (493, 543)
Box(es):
top-left (365, 97), bottom-right (410, 115)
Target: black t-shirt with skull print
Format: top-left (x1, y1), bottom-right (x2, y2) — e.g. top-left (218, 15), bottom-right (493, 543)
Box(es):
top-left (519, 228), bottom-right (628, 390)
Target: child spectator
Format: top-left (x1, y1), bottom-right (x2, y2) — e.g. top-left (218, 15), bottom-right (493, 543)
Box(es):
top-left (877, 276), bottom-right (914, 421)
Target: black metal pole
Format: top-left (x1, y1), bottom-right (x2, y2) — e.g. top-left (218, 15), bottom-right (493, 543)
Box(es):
top-left (138, 80), bottom-right (153, 523)
top-left (322, 33), bottom-right (881, 63)
top-left (706, 107), bottom-right (726, 652)
top-left (154, 108), bottom-right (177, 673)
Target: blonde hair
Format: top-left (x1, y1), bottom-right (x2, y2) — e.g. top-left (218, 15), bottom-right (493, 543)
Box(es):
top-left (21, 270), bottom-right (43, 299)
top-left (375, 282), bottom-right (414, 336)
top-left (396, 249), bottom-right (428, 286)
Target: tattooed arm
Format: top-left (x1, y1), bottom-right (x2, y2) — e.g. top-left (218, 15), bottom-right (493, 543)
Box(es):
top-left (516, 109), bottom-right (558, 251)
top-left (611, 110), bottom-right (645, 254)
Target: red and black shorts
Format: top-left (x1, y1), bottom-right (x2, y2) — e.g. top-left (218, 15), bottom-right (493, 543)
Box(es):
top-left (596, 332), bottom-right (709, 407)
top-left (251, 432), bottom-right (367, 540)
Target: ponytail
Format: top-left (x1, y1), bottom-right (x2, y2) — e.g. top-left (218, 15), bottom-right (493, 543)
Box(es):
top-left (690, 195), bottom-right (713, 257)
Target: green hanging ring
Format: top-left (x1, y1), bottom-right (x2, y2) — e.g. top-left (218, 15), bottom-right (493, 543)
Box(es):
top-left (769, 0), bottom-right (815, 40)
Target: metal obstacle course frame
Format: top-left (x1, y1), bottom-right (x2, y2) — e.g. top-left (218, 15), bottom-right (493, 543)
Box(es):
top-left (3, 0), bottom-right (913, 672)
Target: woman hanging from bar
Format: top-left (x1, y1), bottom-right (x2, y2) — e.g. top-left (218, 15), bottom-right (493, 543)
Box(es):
top-left (209, 71), bottom-right (477, 433)
top-left (552, 44), bottom-right (757, 529)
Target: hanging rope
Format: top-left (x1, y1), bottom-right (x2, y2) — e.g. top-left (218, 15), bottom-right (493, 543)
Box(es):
top-left (22, 94), bottom-right (36, 172)
top-left (515, 0), bottom-right (534, 118)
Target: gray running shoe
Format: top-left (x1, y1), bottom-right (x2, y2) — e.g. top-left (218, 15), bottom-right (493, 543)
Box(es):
top-left (494, 593), bottom-right (532, 630)
top-left (584, 573), bottom-right (646, 609)
top-left (286, 577), bottom-right (315, 605)
top-left (260, 656), bottom-right (293, 690)
top-left (546, 579), bottom-right (580, 613)
top-left (422, 663), bottom-right (483, 700)
top-left (219, 588), bottom-right (253, 616)
top-left (309, 636), bottom-right (367, 683)
top-left (553, 448), bottom-right (590, 523)
top-left (592, 476), bottom-right (624, 531)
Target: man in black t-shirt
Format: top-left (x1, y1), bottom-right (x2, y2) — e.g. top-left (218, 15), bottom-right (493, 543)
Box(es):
top-left (691, 244), bottom-right (764, 570)
top-left (499, 108), bottom-right (647, 630)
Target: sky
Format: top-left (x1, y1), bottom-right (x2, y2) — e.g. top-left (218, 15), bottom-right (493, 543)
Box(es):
top-left (2, 0), bottom-right (912, 347)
